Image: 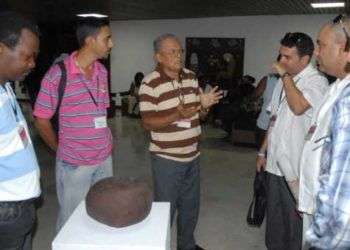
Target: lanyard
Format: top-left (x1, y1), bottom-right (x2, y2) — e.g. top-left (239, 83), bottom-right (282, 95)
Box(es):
top-left (76, 59), bottom-right (100, 109)
top-left (82, 78), bottom-right (99, 108)
top-left (1, 84), bottom-right (20, 122)
top-left (171, 79), bottom-right (185, 104)
top-left (276, 78), bottom-right (300, 112)
top-left (278, 88), bottom-right (285, 107)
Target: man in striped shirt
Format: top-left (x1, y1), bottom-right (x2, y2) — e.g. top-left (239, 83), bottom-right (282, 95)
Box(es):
top-left (302, 16), bottom-right (350, 249)
top-left (34, 17), bottom-right (114, 231)
top-left (0, 12), bottom-right (41, 250)
top-left (139, 34), bottom-right (222, 250)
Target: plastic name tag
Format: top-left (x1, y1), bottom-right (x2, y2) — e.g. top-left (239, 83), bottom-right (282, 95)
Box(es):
top-left (270, 115), bottom-right (277, 127)
top-left (175, 119), bottom-right (191, 128)
top-left (18, 126), bottom-right (29, 148)
top-left (94, 116), bottom-right (107, 129)
top-left (305, 125), bottom-right (316, 141)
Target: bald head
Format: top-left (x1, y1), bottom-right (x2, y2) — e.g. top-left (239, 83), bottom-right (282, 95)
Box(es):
top-left (327, 16), bottom-right (350, 47)
top-left (315, 18), bottom-right (350, 78)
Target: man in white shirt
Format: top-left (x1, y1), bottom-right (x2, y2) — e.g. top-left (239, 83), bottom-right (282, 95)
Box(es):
top-left (256, 32), bottom-right (328, 250)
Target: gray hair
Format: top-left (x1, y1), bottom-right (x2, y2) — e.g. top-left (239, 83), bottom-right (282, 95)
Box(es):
top-left (330, 17), bottom-right (350, 45)
top-left (153, 33), bottom-right (180, 53)
top-left (329, 16), bottom-right (350, 72)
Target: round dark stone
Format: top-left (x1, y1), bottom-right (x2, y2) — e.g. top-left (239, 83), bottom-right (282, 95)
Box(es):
top-left (85, 177), bottom-right (153, 228)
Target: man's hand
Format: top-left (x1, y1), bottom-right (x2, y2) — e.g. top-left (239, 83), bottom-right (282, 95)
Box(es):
top-left (177, 103), bottom-right (201, 119)
top-left (256, 155), bottom-right (267, 172)
top-left (272, 62), bottom-right (287, 77)
top-left (34, 117), bottom-right (58, 152)
top-left (199, 86), bottom-right (223, 109)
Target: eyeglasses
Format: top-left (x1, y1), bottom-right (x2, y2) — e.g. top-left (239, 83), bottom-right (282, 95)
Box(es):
top-left (283, 32), bottom-right (302, 44)
top-left (333, 14), bottom-right (350, 51)
top-left (160, 48), bottom-right (184, 57)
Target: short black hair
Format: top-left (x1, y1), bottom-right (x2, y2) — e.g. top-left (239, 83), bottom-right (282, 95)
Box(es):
top-left (76, 17), bottom-right (110, 47)
top-left (280, 32), bottom-right (314, 58)
top-left (0, 11), bottom-right (39, 49)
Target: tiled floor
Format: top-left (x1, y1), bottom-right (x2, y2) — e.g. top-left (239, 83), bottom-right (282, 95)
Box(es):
top-left (24, 105), bottom-right (265, 250)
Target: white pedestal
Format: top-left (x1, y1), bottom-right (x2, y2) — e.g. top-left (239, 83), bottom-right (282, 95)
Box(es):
top-left (52, 201), bottom-right (171, 250)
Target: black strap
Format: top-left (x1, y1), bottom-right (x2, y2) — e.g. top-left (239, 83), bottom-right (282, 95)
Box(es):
top-left (56, 61), bottom-right (67, 112)
top-left (51, 61), bottom-right (67, 134)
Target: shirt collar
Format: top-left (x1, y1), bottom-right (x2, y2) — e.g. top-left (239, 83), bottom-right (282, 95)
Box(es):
top-left (0, 82), bottom-right (9, 93)
top-left (293, 63), bottom-right (313, 82)
top-left (66, 51), bottom-right (99, 76)
top-left (333, 74), bottom-right (350, 92)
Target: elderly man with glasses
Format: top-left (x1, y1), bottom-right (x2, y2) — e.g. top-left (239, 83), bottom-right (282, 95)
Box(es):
top-left (299, 15), bottom-right (350, 250)
top-left (256, 32), bottom-right (329, 250)
top-left (139, 33), bottom-right (222, 250)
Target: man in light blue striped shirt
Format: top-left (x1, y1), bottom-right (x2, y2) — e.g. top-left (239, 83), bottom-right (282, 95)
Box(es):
top-left (0, 11), bottom-right (41, 250)
top-left (304, 16), bottom-right (350, 249)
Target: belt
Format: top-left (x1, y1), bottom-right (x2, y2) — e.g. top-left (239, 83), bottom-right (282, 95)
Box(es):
top-left (0, 198), bottom-right (35, 207)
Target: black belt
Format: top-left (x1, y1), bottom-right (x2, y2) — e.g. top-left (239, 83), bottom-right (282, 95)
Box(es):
top-left (0, 198), bottom-right (35, 207)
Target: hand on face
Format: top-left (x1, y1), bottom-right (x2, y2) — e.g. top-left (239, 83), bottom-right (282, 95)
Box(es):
top-left (272, 62), bottom-right (287, 76)
top-left (199, 86), bottom-right (223, 109)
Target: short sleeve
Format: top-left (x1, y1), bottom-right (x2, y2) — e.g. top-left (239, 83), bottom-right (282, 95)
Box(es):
top-left (299, 74), bottom-right (328, 116)
top-left (139, 82), bottom-right (159, 118)
top-left (33, 65), bottom-right (62, 119)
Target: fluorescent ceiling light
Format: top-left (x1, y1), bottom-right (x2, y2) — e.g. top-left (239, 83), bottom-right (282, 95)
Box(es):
top-left (77, 13), bottom-right (108, 18)
top-left (311, 2), bottom-right (345, 8)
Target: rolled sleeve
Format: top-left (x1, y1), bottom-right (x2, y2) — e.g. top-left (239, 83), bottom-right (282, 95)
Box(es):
top-left (300, 75), bottom-right (329, 117)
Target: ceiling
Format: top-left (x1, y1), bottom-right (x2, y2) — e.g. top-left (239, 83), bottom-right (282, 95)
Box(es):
top-left (1, 0), bottom-right (349, 21)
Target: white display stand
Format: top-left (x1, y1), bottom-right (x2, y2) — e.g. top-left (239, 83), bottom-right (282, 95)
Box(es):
top-left (52, 201), bottom-right (171, 250)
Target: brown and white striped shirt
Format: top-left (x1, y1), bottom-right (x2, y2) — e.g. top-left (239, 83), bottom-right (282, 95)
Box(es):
top-left (139, 66), bottom-right (201, 162)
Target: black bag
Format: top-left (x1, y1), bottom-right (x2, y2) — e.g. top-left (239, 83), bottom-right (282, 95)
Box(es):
top-left (246, 171), bottom-right (267, 227)
top-left (51, 61), bottom-right (67, 134)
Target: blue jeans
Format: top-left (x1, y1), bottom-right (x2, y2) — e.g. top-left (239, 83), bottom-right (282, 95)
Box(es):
top-left (0, 200), bottom-right (35, 250)
top-left (55, 155), bottom-right (113, 231)
top-left (150, 154), bottom-right (200, 250)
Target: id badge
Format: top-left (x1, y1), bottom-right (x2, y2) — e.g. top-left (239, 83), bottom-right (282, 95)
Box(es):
top-left (305, 125), bottom-right (316, 141)
top-left (270, 115), bottom-right (277, 127)
top-left (94, 116), bottom-right (107, 129)
top-left (175, 119), bottom-right (191, 128)
top-left (18, 126), bottom-right (29, 148)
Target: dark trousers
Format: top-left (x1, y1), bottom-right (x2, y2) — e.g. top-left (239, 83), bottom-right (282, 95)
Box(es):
top-left (150, 154), bottom-right (200, 250)
top-left (0, 199), bottom-right (36, 250)
top-left (265, 172), bottom-right (302, 250)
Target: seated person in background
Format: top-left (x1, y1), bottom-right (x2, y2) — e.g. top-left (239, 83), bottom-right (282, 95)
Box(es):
top-left (127, 72), bottom-right (144, 116)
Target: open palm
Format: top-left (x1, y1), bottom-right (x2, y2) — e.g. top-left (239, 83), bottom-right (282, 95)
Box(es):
top-left (200, 86), bottom-right (223, 109)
